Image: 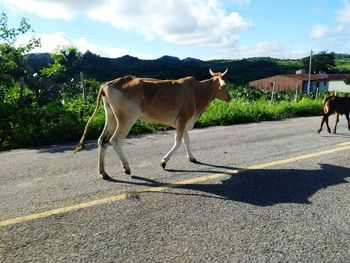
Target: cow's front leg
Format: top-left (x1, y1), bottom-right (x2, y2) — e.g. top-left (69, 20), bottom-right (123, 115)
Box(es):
top-left (325, 115), bottom-right (332, 133)
top-left (332, 113), bottom-right (339, 133)
top-left (182, 131), bottom-right (197, 163)
top-left (161, 129), bottom-right (183, 169)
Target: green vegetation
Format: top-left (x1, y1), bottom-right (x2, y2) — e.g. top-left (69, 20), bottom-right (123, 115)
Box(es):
top-left (336, 54), bottom-right (350, 72)
top-left (1, 82), bottom-right (326, 150)
top-left (0, 13), bottom-right (341, 150)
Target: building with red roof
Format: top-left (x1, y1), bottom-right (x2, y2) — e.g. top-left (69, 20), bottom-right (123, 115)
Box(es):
top-left (249, 73), bottom-right (350, 93)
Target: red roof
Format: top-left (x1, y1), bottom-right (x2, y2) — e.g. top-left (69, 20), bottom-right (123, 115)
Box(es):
top-left (281, 74), bottom-right (350, 81)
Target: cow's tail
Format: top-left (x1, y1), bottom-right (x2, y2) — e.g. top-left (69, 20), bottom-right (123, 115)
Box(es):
top-left (74, 85), bottom-right (104, 153)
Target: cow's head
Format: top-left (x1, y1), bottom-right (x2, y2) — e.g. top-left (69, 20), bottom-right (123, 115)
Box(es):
top-left (209, 68), bottom-right (231, 102)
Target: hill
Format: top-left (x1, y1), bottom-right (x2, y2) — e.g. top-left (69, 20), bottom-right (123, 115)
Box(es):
top-left (26, 52), bottom-right (350, 85)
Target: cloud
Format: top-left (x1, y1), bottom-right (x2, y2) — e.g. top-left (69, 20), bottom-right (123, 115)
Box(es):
top-left (1, 0), bottom-right (74, 20)
top-left (307, 1), bottom-right (350, 52)
top-left (230, 42), bottom-right (308, 59)
top-left (1, 0), bottom-right (252, 50)
top-left (230, 0), bottom-right (251, 7)
top-left (16, 32), bottom-right (72, 51)
top-left (336, 0), bottom-right (350, 24)
top-left (309, 24), bottom-right (330, 39)
top-left (0, 0), bottom-right (101, 20)
top-left (335, 0), bottom-right (350, 33)
top-left (15, 32), bottom-right (142, 58)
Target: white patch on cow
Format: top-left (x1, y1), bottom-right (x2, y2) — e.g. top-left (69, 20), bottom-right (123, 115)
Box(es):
top-left (219, 78), bottom-right (226, 89)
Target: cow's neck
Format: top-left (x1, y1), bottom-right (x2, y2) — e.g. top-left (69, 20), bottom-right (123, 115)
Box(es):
top-left (195, 78), bottom-right (218, 114)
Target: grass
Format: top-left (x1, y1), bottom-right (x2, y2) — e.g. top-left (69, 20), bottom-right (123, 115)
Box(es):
top-left (0, 85), bottom-right (325, 150)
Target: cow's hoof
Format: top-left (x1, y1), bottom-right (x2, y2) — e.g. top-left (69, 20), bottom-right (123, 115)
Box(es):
top-left (317, 129), bottom-right (321, 134)
top-left (189, 157), bottom-right (199, 164)
top-left (332, 131), bottom-right (337, 134)
top-left (100, 171), bottom-right (111, 180)
top-left (123, 167), bottom-right (131, 175)
top-left (161, 160), bottom-right (167, 169)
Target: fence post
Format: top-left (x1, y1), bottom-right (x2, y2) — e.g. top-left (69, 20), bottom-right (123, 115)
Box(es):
top-left (294, 83), bottom-right (299, 102)
top-left (80, 71), bottom-right (86, 104)
top-left (270, 81), bottom-right (275, 104)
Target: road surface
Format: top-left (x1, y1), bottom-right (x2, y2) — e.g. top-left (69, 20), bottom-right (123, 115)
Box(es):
top-left (1, 116), bottom-right (350, 262)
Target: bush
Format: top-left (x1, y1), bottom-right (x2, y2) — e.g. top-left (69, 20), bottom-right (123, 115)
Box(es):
top-left (0, 84), bottom-right (324, 150)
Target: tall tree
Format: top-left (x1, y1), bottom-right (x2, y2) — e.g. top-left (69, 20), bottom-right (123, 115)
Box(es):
top-left (41, 47), bottom-right (82, 82)
top-left (0, 12), bottom-right (40, 85)
top-left (302, 51), bottom-right (336, 74)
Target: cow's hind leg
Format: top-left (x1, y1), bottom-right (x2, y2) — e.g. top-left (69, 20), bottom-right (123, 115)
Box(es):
top-left (110, 114), bottom-right (137, 175)
top-left (345, 112), bottom-right (350, 131)
top-left (318, 113), bottom-right (331, 134)
top-left (161, 126), bottom-right (185, 169)
top-left (98, 99), bottom-right (116, 179)
top-left (183, 131), bottom-right (197, 163)
top-left (332, 112), bottom-right (340, 133)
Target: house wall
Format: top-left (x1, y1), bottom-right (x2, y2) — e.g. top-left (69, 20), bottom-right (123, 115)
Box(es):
top-left (249, 76), bottom-right (303, 92)
top-left (302, 80), bottom-right (328, 93)
top-left (328, 80), bottom-right (350, 93)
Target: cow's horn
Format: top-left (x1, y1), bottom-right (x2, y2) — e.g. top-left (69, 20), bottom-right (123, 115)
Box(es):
top-left (209, 68), bottom-right (215, 76)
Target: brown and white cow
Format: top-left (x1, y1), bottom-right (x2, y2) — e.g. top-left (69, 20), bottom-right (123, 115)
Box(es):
top-left (75, 69), bottom-right (231, 179)
top-left (317, 96), bottom-right (350, 134)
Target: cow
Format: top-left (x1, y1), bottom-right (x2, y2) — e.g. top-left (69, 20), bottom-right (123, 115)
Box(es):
top-left (75, 69), bottom-right (231, 179)
top-left (317, 96), bottom-right (350, 134)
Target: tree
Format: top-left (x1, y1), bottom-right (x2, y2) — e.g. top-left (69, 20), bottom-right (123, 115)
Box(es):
top-left (0, 13), bottom-right (40, 86)
top-left (41, 47), bottom-right (82, 82)
top-left (0, 12), bottom-right (40, 100)
top-left (301, 51), bottom-right (336, 74)
top-left (40, 47), bottom-right (84, 97)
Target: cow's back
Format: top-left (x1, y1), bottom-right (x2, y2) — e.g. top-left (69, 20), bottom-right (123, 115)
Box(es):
top-left (324, 96), bottom-right (350, 114)
top-left (103, 76), bottom-right (197, 127)
top-left (138, 77), bottom-right (197, 126)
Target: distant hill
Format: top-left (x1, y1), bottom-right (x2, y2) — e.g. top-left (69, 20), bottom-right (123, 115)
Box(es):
top-left (26, 52), bottom-right (350, 85)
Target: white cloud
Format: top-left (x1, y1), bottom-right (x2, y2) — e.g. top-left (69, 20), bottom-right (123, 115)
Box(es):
top-left (1, 0), bottom-right (74, 20)
top-left (15, 32), bottom-right (145, 58)
top-left (306, 1), bottom-right (350, 53)
top-left (230, 0), bottom-right (251, 7)
top-left (309, 24), bottom-right (330, 39)
top-left (16, 32), bottom-right (72, 51)
top-left (1, 0), bottom-right (252, 50)
top-left (336, 0), bottom-right (350, 24)
top-left (229, 42), bottom-right (308, 59)
top-left (75, 37), bottom-right (129, 58)
top-left (236, 42), bottom-right (283, 58)
top-left (335, 0), bottom-right (350, 33)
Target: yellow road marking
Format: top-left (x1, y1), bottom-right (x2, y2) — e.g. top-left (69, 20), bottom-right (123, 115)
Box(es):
top-left (1, 144), bottom-right (350, 228)
top-left (337, 141), bottom-right (350, 147)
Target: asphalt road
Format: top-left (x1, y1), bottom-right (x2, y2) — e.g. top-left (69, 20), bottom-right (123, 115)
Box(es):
top-left (1, 116), bottom-right (350, 262)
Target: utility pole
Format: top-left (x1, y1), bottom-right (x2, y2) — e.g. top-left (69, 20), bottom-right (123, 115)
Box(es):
top-left (307, 50), bottom-right (313, 95)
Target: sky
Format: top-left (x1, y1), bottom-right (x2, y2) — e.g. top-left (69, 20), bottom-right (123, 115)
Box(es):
top-left (0, 0), bottom-right (350, 60)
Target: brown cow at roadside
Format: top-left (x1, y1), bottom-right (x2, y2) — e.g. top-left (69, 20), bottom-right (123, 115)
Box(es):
top-left (317, 96), bottom-right (350, 134)
top-left (75, 69), bottom-right (231, 179)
